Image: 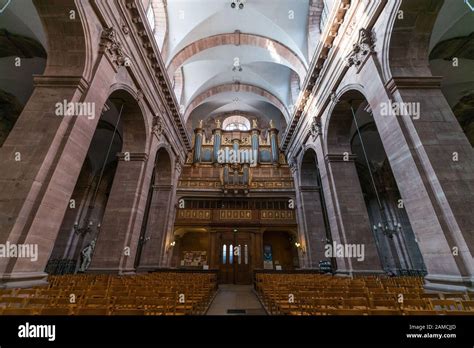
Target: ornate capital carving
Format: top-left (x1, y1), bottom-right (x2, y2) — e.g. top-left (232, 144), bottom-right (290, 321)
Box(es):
top-left (288, 157), bottom-right (298, 174)
top-left (346, 28), bottom-right (375, 68)
top-left (175, 160), bottom-right (182, 176)
top-left (152, 114), bottom-right (164, 140)
top-left (100, 27), bottom-right (131, 68)
top-left (309, 116), bottom-right (322, 141)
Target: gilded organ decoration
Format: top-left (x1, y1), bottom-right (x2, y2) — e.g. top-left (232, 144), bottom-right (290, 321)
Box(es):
top-left (185, 115), bottom-right (292, 195)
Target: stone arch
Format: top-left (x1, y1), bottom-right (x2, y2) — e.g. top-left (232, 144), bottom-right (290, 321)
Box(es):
top-left (385, 0), bottom-right (444, 77)
top-left (136, 145), bottom-right (175, 271)
top-left (34, 0), bottom-right (89, 77)
top-left (307, 0), bottom-right (324, 59)
top-left (297, 148), bottom-right (331, 268)
top-left (185, 83), bottom-right (289, 122)
top-left (149, 0), bottom-right (168, 54)
top-left (106, 87), bottom-right (149, 153)
top-left (322, 87), bottom-right (384, 274)
top-left (325, 88), bottom-right (366, 155)
top-left (167, 32), bottom-right (307, 83)
top-left (87, 88), bottom-right (151, 273)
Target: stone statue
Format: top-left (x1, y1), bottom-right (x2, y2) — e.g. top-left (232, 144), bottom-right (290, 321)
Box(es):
top-left (252, 119), bottom-right (258, 129)
top-left (216, 119), bottom-right (221, 128)
top-left (269, 119), bottom-right (274, 128)
top-left (79, 240), bottom-right (96, 272)
top-left (199, 119), bottom-right (203, 128)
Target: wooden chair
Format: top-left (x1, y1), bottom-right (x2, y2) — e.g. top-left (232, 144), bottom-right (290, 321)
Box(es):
top-left (2, 308), bottom-right (38, 315)
top-left (40, 307), bottom-right (72, 315)
top-left (326, 308), bottom-right (368, 315)
top-left (402, 309), bottom-right (443, 316)
top-left (429, 299), bottom-right (463, 312)
top-left (75, 307), bottom-right (109, 315)
top-left (368, 308), bottom-right (402, 315)
top-left (343, 298), bottom-right (369, 309)
top-left (111, 308), bottom-right (145, 315)
top-left (400, 299), bottom-right (431, 310)
top-left (0, 297), bottom-right (27, 308)
top-left (370, 299), bottom-right (399, 309)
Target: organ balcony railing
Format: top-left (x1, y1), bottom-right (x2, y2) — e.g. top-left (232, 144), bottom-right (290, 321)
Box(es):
top-left (175, 208), bottom-right (296, 224)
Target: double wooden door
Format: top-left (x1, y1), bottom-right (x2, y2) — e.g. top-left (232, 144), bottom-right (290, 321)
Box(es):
top-left (218, 231), bottom-right (252, 284)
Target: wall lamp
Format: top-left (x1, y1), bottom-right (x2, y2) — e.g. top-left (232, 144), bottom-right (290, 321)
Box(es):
top-left (295, 242), bottom-right (305, 253)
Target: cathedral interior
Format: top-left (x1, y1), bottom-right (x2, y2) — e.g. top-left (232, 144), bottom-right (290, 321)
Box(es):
top-left (0, 0), bottom-right (473, 323)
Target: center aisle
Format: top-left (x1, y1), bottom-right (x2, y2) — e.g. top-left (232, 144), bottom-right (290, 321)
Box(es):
top-left (206, 284), bottom-right (267, 315)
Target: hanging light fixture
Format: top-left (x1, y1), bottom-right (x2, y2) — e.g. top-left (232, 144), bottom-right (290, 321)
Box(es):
top-left (230, 0), bottom-right (244, 9)
top-left (350, 103), bottom-right (401, 239)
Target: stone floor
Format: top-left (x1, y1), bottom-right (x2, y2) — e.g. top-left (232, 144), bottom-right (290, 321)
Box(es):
top-left (206, 284), bottom-right (267, 315)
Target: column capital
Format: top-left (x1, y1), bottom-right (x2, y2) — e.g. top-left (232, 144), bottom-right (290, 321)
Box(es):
top-left (33, 75), bottom-right (89, 94)
top-left (153, 184), bottom-right (173, 191)
top-left (385, 76), bottom-right (443, 94)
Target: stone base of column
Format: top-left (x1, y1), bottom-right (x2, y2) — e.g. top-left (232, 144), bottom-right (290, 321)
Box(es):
top-left (0, 272), bottom-right (49, 289)
top-left (424, 274), bottom-right (474, 293)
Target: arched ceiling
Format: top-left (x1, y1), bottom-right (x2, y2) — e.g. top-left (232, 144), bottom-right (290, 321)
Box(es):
top-left (429, 0), bottom-right (474, 109)
top-left (159, 0), bottom-right (313, 134)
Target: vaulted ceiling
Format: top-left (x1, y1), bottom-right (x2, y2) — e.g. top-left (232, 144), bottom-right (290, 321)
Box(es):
top-left (151, 0), bottom-right (320, 134)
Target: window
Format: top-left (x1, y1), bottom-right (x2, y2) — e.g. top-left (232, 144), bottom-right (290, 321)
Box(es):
top-left (146, 3), bottom-right (155, 32)
top-left (222, 244), bottom-right (227, 264)
top-left (238, 245), bottom-right (242, 264)
top-left (244, 244), bottom-right (248, 265)
top-left (319, 1), bottom-right (330, 33)
top-left (229, 244), bottom-right (234, 264)
top-left (222, 115), bottom-right (251, 131)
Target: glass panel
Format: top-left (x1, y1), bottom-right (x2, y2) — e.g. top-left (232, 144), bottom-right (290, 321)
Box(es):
top-left (245, 244), bottom-right (248, 265)
top-left (238, 245), bottom-right (242, 264)
top-left (222, 244), bottom-right (227, 264)
top-left (146, 4), bottom-right (155, 31)
top-left (229, 244), bottom-right (233, 264)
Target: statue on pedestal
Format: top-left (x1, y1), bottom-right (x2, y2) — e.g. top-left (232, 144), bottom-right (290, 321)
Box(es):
top-left (216, 119), bottom-right (221, 128)
top-left (252, 119), bottom-right (258, 129)
top-left (269, 119), bottom-right (274, 128)
top-left (199, 119), bottom-right (203, 129)
top-left (79, 240), bottom-right (96, 272)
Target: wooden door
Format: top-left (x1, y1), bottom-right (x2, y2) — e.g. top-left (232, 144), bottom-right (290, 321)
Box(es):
top-left (234, 232), bottom-right (252, 284)
top-left (218, 231), bottom-right (234, 284)
top-left (218, 231), bottom-right (252, 284)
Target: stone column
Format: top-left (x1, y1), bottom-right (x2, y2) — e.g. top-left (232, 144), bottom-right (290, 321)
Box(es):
top-left (299, 185), bottom-right (328, 268)
top-left (88, 152), bottom-right (148, 274)
top-left (359, 55), bottom-right (474, 290)
top-left (136, 183), bottom-right (173, 271)
top-left (0, 55), bottom-right (115, 287)
top-left (325, 153), bottom-right (382, 274)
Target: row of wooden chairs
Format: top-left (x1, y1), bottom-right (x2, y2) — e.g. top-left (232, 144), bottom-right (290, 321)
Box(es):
top-left (255, 274), bottom-right (474, 315)
top-left (0, 272), bottom-right (217, 315)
